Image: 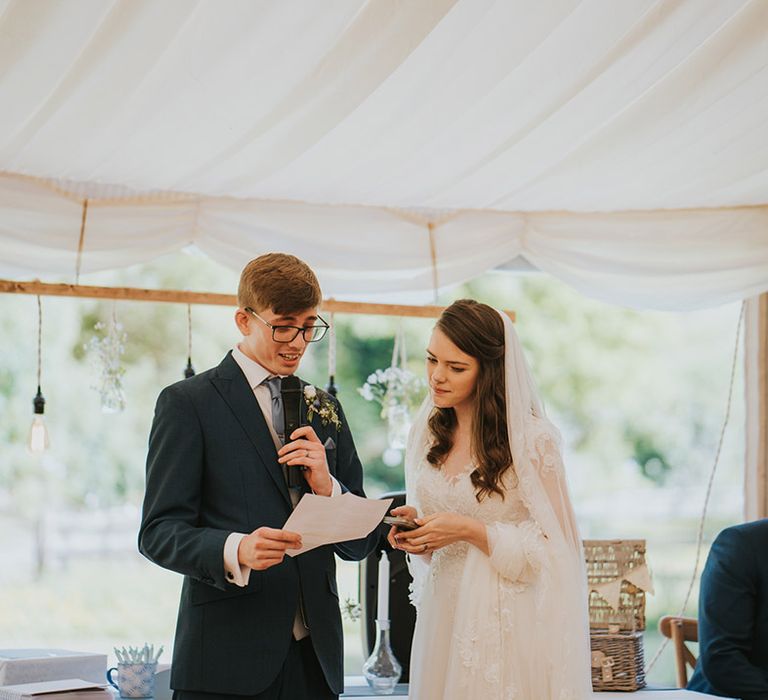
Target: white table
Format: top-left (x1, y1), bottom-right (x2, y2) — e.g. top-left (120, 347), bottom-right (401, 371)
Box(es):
top-left (343, 692), bottom-right (727, 699)
top-left (341, 677), bottom-right (731, 699)
top-left (596, 692), bottom-right (733, 700)
top-left (140, 671), bottom-right (733, 699)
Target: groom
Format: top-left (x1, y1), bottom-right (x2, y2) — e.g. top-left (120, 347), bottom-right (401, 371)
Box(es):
top-left (139, 253), bottom-right (377, 700)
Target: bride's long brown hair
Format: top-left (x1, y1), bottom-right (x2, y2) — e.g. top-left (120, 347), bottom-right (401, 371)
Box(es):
top-left (426, 299), bottom-right (512, 501)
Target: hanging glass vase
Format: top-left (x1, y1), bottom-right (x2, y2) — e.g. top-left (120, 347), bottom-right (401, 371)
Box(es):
top-left (87, 307), bottom-right (127, 414)
top-left (385, 402), bottom-right (411, 450)
top-left (99, 374), bottom-right (126, 413)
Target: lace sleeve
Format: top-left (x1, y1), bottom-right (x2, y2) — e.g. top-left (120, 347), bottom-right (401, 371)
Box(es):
top-left (486, 519), bottom-right (545, 584)
top-left (485, 427), bottom-right (570, 584)
top-left (406, 488), bottom-right (432, 609)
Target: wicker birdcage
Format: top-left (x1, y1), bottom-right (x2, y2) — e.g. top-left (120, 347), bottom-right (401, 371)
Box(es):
top-left (584, 539), bottom-right (648, 692)
top-left (583, 539), bottom-right (647, 631)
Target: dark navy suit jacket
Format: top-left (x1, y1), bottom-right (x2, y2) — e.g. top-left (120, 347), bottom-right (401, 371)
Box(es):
top-left (138, 352), bottom-right (377, 696)
top-left (688, 519), bottom-right (768, 699)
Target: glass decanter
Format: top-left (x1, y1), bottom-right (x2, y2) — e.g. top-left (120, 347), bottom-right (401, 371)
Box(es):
top-left (362, 618), bottom-right (402, 695)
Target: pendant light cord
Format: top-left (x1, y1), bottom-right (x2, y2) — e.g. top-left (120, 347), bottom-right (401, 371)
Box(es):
top-left (187, 303), bottom-right (192, 361)
top-left (36, 294), bottom-right (42, 391)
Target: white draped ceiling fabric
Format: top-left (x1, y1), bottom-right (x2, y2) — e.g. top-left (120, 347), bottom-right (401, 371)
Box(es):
top-left (1, 0), bottom-right (767, 309)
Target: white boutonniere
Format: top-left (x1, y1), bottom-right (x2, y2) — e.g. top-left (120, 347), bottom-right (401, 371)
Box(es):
top-left (304, 385), bottom-right (341, 430)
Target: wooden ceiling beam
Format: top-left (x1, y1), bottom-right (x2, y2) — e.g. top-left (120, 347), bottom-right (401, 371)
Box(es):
top-left (0, 279), bottom-right (515, 320)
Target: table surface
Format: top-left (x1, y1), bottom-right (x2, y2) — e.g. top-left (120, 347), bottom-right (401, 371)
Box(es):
top-left (340, 678), bottom-right (731, 699)
top-left (117, 671), bottom-right (731, 699)
top-left (595, 692), bottom-right (733, 700)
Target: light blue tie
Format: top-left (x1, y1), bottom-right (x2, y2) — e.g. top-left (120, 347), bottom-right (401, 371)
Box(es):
top-left (263, 376), bottom-right (303, 509)
top-left (263, 376), bottom-right (285, 444)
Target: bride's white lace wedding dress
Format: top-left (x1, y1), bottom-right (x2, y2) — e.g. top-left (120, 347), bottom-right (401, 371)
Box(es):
top-left (408, 461), bottom-right (542, 699)
top-left (405, 310), bottom-right (592, 699)
top-left (407, 434), bottom-right (588, 699)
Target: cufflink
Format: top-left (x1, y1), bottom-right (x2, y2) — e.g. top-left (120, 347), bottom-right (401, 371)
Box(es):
top-left (227, 571), bottom-right (234, 580)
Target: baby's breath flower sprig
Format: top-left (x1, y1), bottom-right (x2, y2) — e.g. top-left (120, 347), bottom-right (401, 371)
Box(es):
top-left (86, 311), bottom-right (127, 413)
top-left (358, 366), bottom-right (426, 417)
top-left (340, 596), bottom-right (361, 622)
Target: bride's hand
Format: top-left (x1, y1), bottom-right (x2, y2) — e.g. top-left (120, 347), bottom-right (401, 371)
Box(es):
top-left (386, 505), bottom-right (419, 550)
top-left (396, 512), bottom-right (475, 553)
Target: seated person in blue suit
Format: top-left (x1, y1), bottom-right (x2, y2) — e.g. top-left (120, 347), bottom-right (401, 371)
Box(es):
top-left (140, 253), bottom-right (378, 700)
top-left (688, 519), bottom-right (768, 699)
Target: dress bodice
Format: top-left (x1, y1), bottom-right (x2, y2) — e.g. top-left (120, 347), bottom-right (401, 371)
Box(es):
top-left (414, 461), bottom-right (531, 601)
top-left (415, 462), bottom-right (529, 524)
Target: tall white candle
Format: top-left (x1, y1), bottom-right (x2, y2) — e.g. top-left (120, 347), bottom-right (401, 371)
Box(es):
top-left (377, 550), bottom-right (390, 622)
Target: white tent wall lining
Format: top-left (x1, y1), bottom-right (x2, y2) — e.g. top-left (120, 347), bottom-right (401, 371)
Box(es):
top-left (1, 1), bottom-right (767, 211)
top-left (2, 173), bottom-right (767, 311)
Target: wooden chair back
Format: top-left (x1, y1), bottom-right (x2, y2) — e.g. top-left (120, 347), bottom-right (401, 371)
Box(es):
top-left (658, 615), bottom-right (698, 686)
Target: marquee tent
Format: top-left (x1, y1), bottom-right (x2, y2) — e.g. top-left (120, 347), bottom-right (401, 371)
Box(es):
top-left (0, 0), bottom-right (767, 309)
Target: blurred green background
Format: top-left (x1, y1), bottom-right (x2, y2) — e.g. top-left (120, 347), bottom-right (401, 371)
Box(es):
top-left (0, 251), bottom-right (744, 685)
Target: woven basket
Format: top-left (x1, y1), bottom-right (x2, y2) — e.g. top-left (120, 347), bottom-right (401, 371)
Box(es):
top-left (590, 629), bottom-right (646, 691)
top-left (583, 539), bottom-right (647, 631)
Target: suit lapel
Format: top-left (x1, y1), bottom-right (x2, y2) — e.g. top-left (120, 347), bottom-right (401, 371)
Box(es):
top-left (210, 352), bottom-right (292, 509)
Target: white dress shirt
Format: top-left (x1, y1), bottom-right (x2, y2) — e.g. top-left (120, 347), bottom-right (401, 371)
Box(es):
top-left (223, 345), bottom-right (340, 639)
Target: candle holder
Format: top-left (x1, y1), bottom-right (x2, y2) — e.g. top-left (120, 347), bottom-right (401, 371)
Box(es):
top-left (362, 618), bottom-right (402, 695)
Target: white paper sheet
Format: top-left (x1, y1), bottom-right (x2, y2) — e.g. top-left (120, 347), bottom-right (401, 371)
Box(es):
top-left (0, 678), bottom-right (109, 700)
top-left (284, 493), bottom-right (392, 556)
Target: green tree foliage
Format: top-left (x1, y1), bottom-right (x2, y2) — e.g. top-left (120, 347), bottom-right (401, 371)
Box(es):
top-left (0, 254), bottom-right (743, 512)
top-left (451, 273), bottom-right (742, 489)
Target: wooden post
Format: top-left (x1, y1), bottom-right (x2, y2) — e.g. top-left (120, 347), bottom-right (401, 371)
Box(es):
top-left (745, 293), bottom-right (768, 521)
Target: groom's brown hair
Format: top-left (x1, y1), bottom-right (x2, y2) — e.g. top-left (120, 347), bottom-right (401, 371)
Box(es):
top-left (238, 253), bottom-right (322, 315)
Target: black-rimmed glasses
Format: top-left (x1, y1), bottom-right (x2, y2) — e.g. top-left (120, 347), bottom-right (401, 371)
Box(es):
top-left (244, 307), bottom-right (330, 343)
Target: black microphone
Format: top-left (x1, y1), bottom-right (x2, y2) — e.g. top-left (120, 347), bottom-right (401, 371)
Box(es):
top-left (280, 375), bottom-right (305, 489)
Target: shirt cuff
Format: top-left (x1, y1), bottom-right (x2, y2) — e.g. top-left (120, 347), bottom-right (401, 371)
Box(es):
top-left (311, 475), bottom-right (341, 497)
top-left (223, 532), bottom-right (251, 587)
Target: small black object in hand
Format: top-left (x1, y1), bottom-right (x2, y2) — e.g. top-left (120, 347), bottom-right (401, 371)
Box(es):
top-left (382, 515), bottom-right (419, 531)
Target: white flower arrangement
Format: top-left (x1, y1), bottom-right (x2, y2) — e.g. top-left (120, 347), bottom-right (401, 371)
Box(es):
top-left (86, 316), bottom-right (127, 413)
top-left (304, 384), bottom-right (341, 429)
top-left (358, 366), bottom-right (427, 453)
top-left (358, 367), bottom-right (426, 418)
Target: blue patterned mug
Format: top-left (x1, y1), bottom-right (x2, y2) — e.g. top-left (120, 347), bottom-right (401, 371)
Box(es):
top-left (107, 662), bottom-right (157, 698)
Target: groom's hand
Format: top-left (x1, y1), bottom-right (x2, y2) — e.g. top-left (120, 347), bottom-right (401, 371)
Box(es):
top-left (278, 426), bottom-right (333, 496)
top-left (386, 505), bottom-right (419, 551)
top-left (238, 527), bottom-right (302, 571)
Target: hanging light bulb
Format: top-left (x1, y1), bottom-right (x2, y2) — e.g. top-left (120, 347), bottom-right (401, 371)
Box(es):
top-left (28, 296), bottom-right (49, 454)
top-left (28, 387), bottom-right (49, 454)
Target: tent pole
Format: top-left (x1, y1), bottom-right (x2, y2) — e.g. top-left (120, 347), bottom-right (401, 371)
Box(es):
top-left (0, 279), bottom-right (515, 321)
top-left (745, 293), bottom-right (768, 520)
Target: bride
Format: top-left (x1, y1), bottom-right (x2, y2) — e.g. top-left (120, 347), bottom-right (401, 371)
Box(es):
top-left (387, 299), bottom-right (591, 699)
